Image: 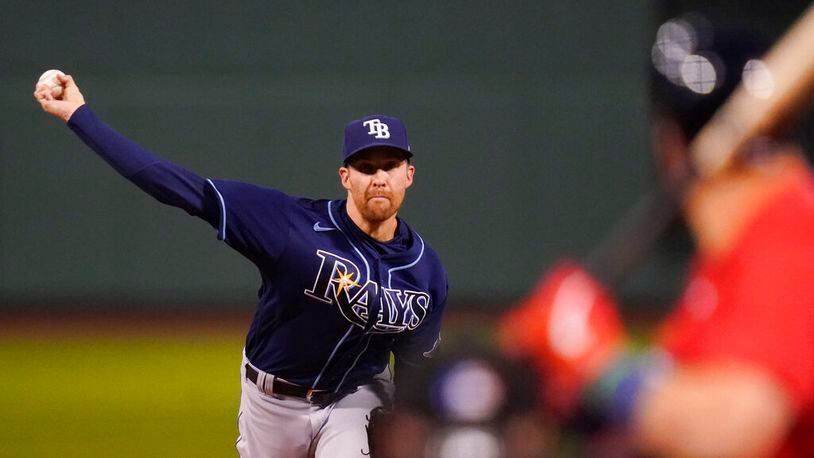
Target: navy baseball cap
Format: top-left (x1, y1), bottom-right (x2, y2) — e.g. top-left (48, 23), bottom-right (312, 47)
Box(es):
top-left (342, 114), bottom-right (412, 163)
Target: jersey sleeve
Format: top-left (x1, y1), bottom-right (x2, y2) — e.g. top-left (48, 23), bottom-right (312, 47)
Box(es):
top-left (664, 217), bottom-right (814, 410)
top-left (66, 105), bottom-right (292, 265)
top-left (67, 104), bottom-right (220, 226)
top-left (205, 179), bottom-right (292, 265)
top-left (722, 231), bottom-right (814, 408)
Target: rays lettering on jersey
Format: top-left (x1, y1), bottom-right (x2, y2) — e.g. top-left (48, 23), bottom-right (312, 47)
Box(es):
top-left (304, 250), bottom-right (430, 333)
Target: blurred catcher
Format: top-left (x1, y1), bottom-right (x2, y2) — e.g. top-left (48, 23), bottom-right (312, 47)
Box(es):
top-left (501, 11), bottom-right (814, 458)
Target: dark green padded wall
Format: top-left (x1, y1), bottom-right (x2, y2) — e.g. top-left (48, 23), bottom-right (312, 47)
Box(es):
top-left (1, 2), bottom-right (652, 307)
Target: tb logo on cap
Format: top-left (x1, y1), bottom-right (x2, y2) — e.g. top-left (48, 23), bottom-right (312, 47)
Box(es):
top-left (363, 119), bottom-right (390, 139)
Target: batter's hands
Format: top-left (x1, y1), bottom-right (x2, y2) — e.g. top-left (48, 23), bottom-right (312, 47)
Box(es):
top-left (33, 73), bottom-right (85, 122)
top-left (499, 261), bottom-right (627, 415)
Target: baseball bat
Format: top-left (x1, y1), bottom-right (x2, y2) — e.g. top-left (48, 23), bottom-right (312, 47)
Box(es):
top-left (586, 4), bottom-right (814, 288)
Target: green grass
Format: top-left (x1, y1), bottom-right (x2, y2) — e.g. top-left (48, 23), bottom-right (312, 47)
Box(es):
top-left (0, 333), bottom-right (244, 457)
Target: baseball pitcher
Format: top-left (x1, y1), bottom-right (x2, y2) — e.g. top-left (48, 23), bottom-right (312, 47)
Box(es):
top-left (34, 74), bottom-right (448, 458)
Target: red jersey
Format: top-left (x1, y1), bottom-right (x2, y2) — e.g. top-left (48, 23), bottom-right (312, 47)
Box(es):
top-left (658, 170), bottom-right (814, 457)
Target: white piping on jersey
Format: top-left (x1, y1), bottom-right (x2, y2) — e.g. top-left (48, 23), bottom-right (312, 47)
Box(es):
top-left (333, 334), bottom-right (373, 393)
top-left (387, 232), bottom-right (425, 287)
top-left (329, 211), bottom-right (427, 393)
top-left (312, 325), bottom-right (354, 389)
top-left (327, 200), bottom-right (370, 279)
top-left (206, 179), bottom-right (227, 241)
top-left (332, 237), bottom-right (425, 392)
top-left (311, 200), bottom-right (372, 388)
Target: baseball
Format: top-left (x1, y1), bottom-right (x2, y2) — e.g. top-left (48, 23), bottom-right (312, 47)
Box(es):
top-left (38, 69), bottom-right (65, 98)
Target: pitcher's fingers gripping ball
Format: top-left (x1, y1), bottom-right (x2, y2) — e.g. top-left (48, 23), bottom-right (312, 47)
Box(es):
top-left (33, 71), bottom-right (86, 122)
top-left (37, 69), bottom-right (66, 99)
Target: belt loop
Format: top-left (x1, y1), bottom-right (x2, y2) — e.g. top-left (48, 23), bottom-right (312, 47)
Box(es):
top-left (255, 370), bottom-right (265, 393)
top-left (253, 366), bottom-right (274, 396)
top-left (258, 370), bottom-right (266, 394)
top-left (264, 373), bottom-right (275, 396)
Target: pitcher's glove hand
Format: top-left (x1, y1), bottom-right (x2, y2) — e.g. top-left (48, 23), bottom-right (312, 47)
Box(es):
top-left (364, 406), bottom-right (392, 457)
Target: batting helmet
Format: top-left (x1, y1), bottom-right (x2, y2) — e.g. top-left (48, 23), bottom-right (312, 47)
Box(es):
top-left (650, 14), bottom-right (770, 140)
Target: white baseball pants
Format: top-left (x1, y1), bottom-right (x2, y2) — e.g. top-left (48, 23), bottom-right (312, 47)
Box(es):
top-left (236, 354), bottom-right (393, 458)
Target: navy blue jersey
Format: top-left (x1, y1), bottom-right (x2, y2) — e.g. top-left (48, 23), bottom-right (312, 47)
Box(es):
top-left (67, 105), bottom-right (448, 392)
